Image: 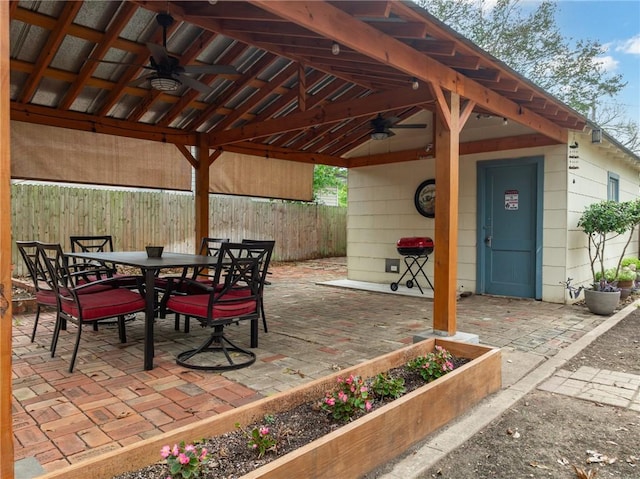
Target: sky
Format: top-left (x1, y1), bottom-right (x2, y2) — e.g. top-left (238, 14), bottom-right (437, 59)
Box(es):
top-left (550, 1), bottom-right (640, 128)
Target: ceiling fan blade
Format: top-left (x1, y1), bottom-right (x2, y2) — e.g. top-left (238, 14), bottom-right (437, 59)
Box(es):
top-left (390, 124), bottom-right (427, 129)
top-left (86, 58), bottom-right (151, 69)
top-left (146, 42), bottom-right (170, 65)
top-left (182, 64), bottom-right (238, 75)
top-left (128, 76), bottom-right (151, 87)
top-left (177, 74), bottom-right (213, 94)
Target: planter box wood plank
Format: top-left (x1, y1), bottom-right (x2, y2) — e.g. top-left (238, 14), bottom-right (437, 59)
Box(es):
top-left (36, 339), bottom-right (501, 479)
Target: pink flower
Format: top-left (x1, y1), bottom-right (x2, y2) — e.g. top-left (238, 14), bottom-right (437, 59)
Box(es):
top-left (171, 444), bottom-right (180, 456)
top-left (199, 448), bottom-right (208, 460)
top-left (365, 401), bottom-right (372, 411)
top-left (160, 445), bottom-right (171, 458)
top-left (325, 397), bottom-right (335, 406)
top-left (259, 426), bottom-right (270, 436)
top-left (345, 376), bottom-right (353, 385)
top-left (338, 391), bottom-right (348, 402)
top-left (360, 386), bottom-right (368, 393)
top-left (178, 453), bottom-right (190, 465)
top-left (185, 444), bottom-right (196, 453)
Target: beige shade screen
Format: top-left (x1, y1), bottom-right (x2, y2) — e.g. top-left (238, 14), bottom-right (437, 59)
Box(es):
top-left (11, 121), bottom-right (192, 190)
top-left (210, 152), bottom-right (313, 201)
top-left (11, 122), bottom-right (314, 200)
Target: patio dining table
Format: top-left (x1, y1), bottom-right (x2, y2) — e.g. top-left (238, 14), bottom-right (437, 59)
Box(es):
top-left (65, 251), bottom-right (220, 370)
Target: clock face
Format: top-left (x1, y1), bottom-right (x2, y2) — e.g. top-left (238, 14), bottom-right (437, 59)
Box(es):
top-left (414, 179), bottom-right (435, 218)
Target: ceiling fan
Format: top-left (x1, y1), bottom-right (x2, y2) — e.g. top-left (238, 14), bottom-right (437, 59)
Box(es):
top-left (369, 114), bottom-right (427, 140)
top-left (93, 13), bottom-right (238, 94)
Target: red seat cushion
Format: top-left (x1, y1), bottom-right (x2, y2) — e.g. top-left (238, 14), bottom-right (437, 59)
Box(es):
top-left (35, 289), bottom-right (58, 306)
top-left (166, 294), bottom-right (256, 319)
top-left (61, 289), bottom-right (145, 321)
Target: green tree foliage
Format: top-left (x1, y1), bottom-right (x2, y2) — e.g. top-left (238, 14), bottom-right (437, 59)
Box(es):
top-left (313, 165), bottom-right (347, 206)
top-left (420, 0), bottom-right (639, 153)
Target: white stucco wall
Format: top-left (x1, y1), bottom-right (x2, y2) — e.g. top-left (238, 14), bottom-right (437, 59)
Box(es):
top-left (347, 137), bottom-right (640, 304)
top-left (566, 135), bottom-right (640, 301)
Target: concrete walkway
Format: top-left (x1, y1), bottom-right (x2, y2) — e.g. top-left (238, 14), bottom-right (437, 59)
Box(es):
top-left (10, 257), bottom-right (629, 478)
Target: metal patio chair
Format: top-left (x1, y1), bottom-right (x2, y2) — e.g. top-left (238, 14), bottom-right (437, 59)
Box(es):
top-left (164, 241), bottom-right (273, 371)
top-left (16, 241), bottom-right (61, 345)
top-left (37, 242), bottom-right (146, 372)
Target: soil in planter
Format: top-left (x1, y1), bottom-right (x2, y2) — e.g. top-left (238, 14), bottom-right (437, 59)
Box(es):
top-left (112, 358), bottom-right (469, 479)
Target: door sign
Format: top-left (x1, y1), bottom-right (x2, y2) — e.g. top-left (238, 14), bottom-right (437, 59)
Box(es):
top-left (504, 190), bottom-right (519, 210)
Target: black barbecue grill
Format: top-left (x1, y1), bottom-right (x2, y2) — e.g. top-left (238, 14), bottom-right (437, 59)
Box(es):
top-left (391, 237), bottom-right (434, 294)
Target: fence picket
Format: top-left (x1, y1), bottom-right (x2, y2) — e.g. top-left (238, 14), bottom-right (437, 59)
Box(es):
top-left (10, 184), bottom-right (346, 277)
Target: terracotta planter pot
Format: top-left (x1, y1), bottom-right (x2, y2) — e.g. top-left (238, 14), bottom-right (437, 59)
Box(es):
top-left (584, 289), bottom-right (620, 315)
top-left (617, 280), bottom-right (634, 300)
top-left (37, 339), bottom-right (501, 479)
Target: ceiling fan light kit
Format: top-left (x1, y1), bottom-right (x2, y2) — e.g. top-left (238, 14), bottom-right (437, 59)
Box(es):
top-left (92, 13), bottom-right (238, 94)
top-left (371, 131), bottom-right (389, 140)
top-left (369, 113), bottom-right (427, 140)
top-left (150, 75), bottom-right (180, 91)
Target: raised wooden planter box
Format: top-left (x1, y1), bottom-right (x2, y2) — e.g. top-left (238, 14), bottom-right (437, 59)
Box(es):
top-left (37, 339), bottom-right (501, 479)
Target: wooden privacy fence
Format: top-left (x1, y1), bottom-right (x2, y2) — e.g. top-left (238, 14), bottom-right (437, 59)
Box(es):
top-left (10, 184), bottom-right (346, 277)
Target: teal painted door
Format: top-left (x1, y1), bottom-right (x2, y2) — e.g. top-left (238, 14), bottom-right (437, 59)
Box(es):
top-left (478, 159), bottom-right (542, 298)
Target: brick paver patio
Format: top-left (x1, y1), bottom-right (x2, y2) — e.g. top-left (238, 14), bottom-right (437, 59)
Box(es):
top-left (11, 257), bottom-right (607, 474)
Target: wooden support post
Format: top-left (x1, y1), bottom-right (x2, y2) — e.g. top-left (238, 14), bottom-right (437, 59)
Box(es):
top-left (193, 134), bottom-right (210, 253)
top-left (0, 2), bottom-right (15, 477)
top-left (433, 92), bottom-right (460, 335)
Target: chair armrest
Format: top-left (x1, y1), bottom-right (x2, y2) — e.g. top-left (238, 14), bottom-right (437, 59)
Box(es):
top-left (71, 275), bottom-right (144, 292)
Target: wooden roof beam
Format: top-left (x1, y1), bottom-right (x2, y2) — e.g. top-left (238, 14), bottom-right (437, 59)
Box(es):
top-left (158, 42), bottom-right (253, 127)
top-left (11, 103), bottom-right (195, 145)
top-left (213, 63), bottom-right (300, 131)
top-left (249, 0), bottom-right (567, 143)
top-left (222, 141), bottom-right (349, 167)
top-left (409, 39), bottom-right (456, 56)
top-left (58, 2), bottom-right (138, 110)
top-left (332, 1), bottom-right (393, 18)
top-left (18, 1), bottom-right (82, 103)
top-left (208, 86), bottom-right (428, 146)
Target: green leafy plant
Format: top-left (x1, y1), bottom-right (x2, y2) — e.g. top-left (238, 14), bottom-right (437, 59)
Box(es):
top-left (235, 422), bottom-right (277, 458)
top-left (595, 266), bottom-right (636, 283)
top-left (577, 200), bottom-right (640, 291)
top-left (371, 372), bottom-right (406, 399)
top-left (406, 345), bottom-right (455, 382)
top-left (160, 441), bottom-right (209, 479)
top-left (621, 257), bottom-right (640, 270)
top-left (321, 374), bottom-right (373, 422)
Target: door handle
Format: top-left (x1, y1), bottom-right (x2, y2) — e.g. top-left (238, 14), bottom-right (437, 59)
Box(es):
top-left (484, 236), bottom-right (492, 247)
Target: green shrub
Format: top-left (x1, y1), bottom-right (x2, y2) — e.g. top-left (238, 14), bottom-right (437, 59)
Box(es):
top-left (621, 257), bottom-right (640, 270)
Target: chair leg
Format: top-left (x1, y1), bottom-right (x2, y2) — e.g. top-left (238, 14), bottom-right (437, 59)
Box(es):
top-left (69, 322), bottom-right (84, 373)
top-left (260, 303), bottom-right (268, 333)
top-left (174, 313), bottom-right (180, 331)
top-left (184, 316), bottom-right (190, 333)
top-left (117, 316), bottom-right (127, 343)
top-left (50, 313), bottom-right (64, 357)
top-left (250, 317), bottom-right (258, 348)
top-left (30, 305), bottom-right (42, 343)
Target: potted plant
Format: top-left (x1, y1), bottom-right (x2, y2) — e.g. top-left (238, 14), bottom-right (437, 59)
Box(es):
top-left (597, 267), bottom-right (636, 299)
top-left (621, 257), bottom-right (640, 285)
top-left (576, 200), bottom-right (640, 314)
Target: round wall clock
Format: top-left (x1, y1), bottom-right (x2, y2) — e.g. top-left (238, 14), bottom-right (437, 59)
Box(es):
top-left (414, 179), bottom-right (435, 218)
